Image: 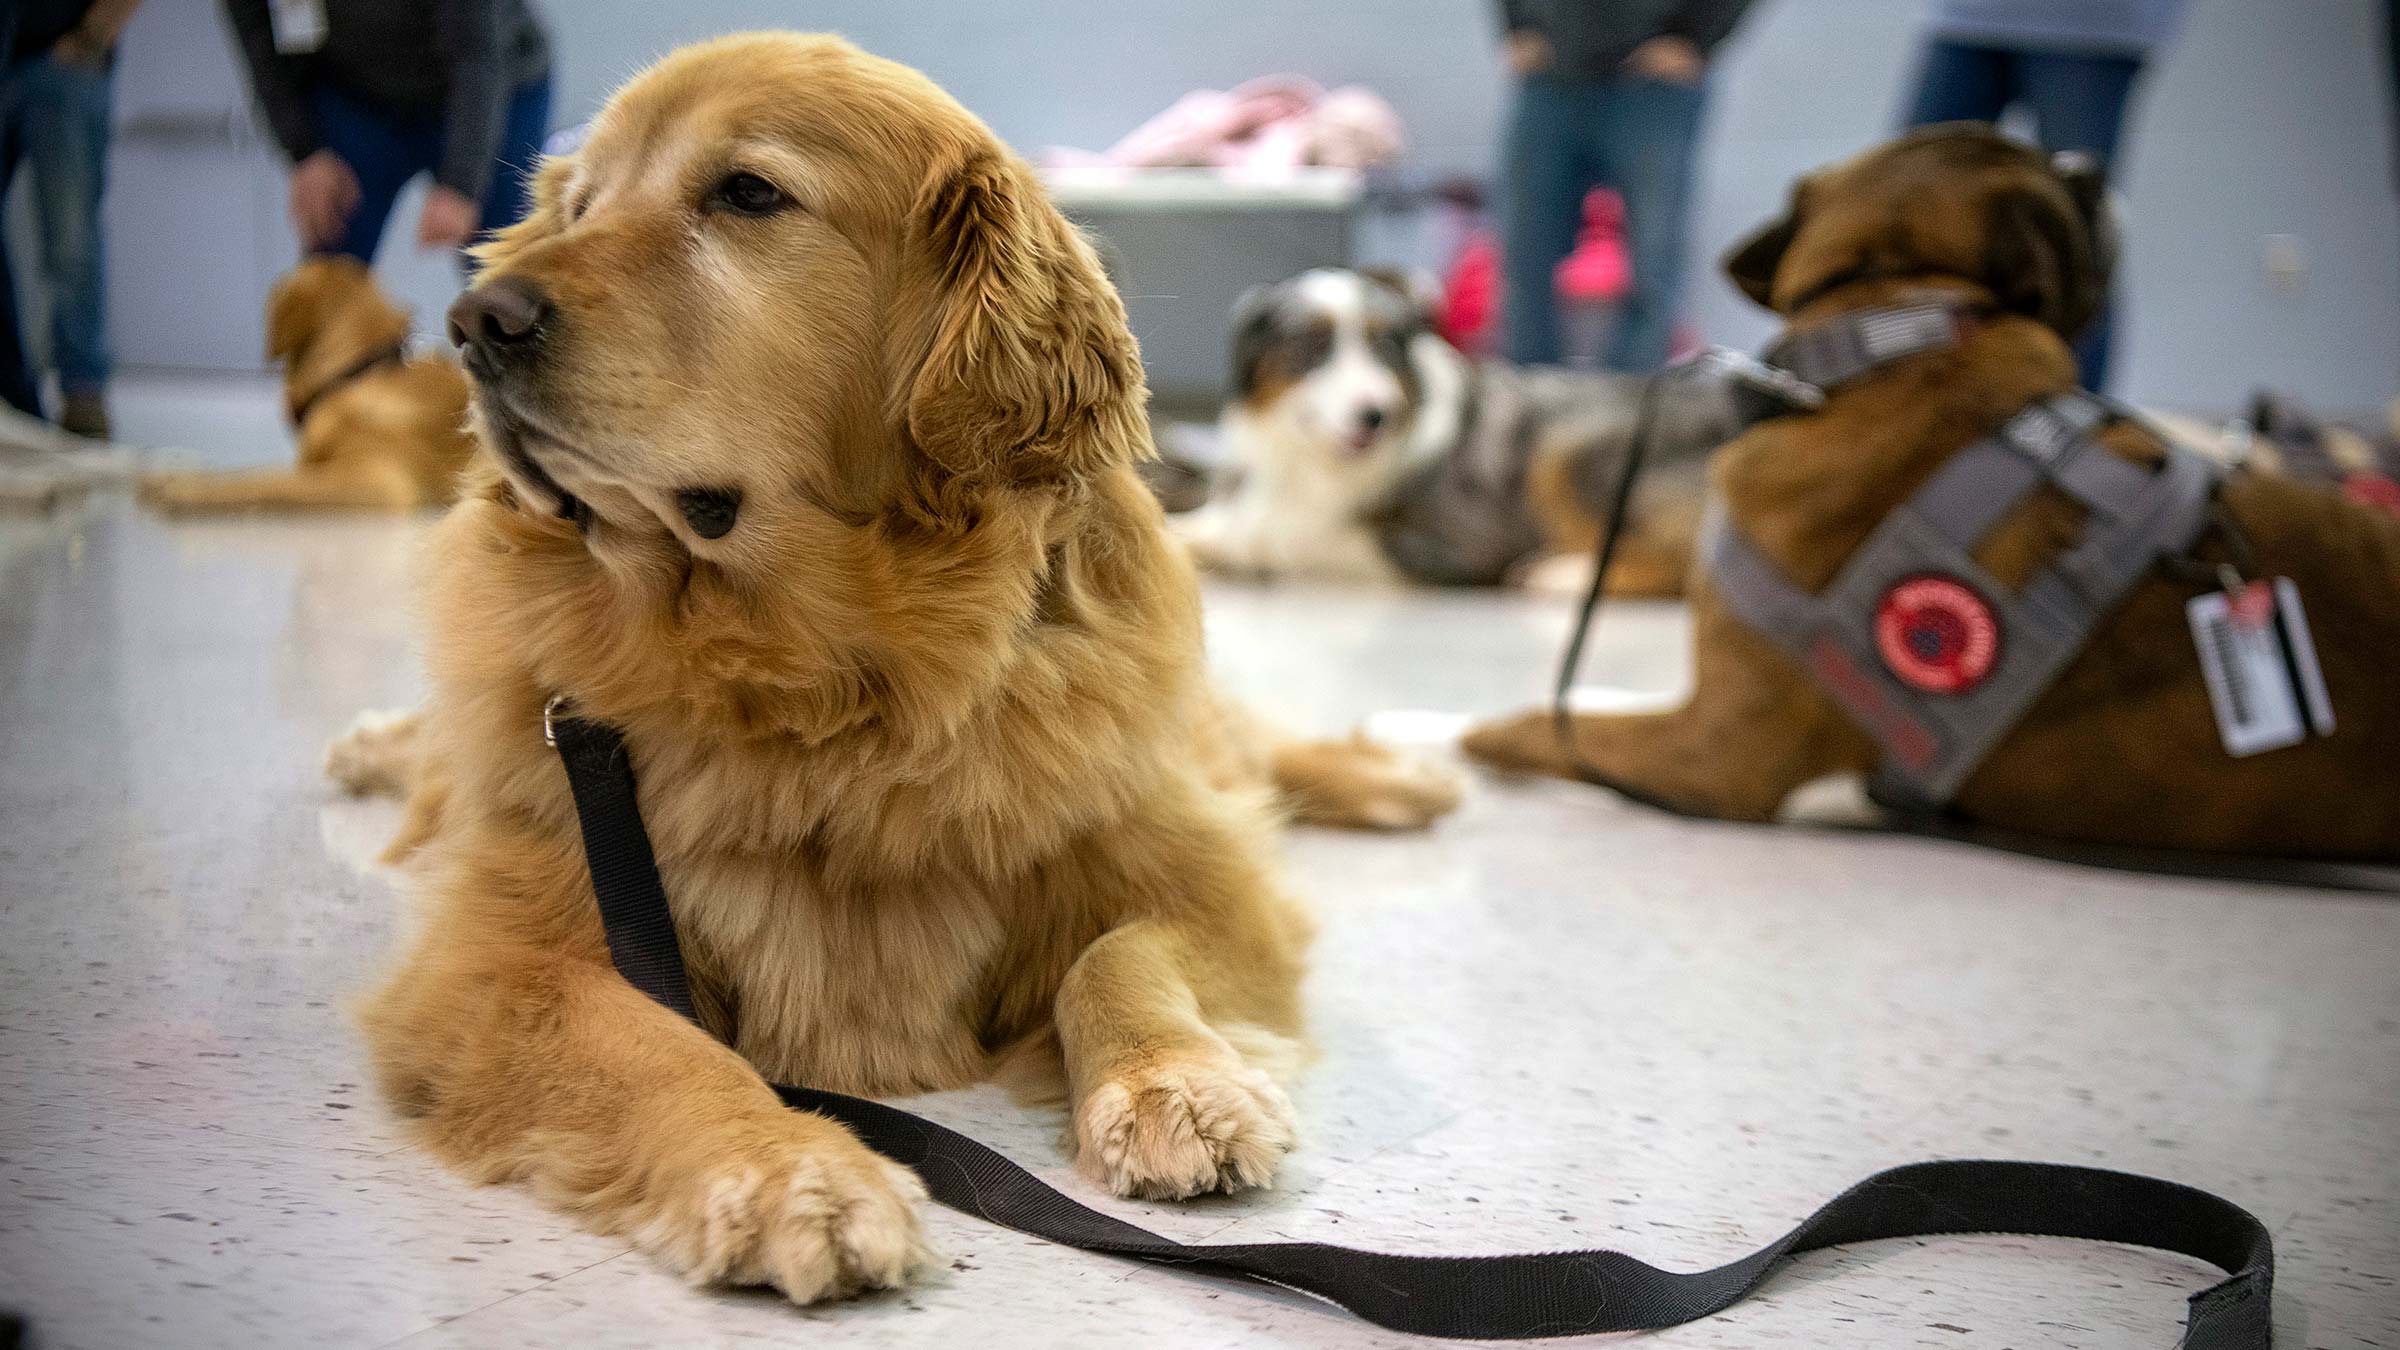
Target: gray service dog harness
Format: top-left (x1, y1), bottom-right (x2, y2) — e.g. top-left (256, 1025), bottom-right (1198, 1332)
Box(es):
top-left (1702, 301), bottom-right (2222, 807)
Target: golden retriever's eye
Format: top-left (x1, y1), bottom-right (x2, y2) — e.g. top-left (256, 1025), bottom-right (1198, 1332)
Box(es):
top-left (709, 172), bottom-right (789, 217)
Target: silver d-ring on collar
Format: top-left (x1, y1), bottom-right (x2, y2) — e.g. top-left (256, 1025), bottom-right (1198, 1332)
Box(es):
top-left (543, 694), bottom-right (572, 747)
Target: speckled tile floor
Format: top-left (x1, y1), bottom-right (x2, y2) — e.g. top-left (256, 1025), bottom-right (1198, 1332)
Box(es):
top-left (2, 393), bottom-right (2395, 1349)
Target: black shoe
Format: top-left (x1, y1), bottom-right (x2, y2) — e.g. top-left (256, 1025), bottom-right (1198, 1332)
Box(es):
top-left (60, 392), bottom-right (111, 440)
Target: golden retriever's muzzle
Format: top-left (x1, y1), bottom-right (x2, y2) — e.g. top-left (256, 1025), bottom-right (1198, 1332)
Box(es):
top-left (445, 275), bottom-right (742, 537)
top-left (447, 276), bottom-right (551, 383)
top-left (446, 276), bottom-right (587, 519)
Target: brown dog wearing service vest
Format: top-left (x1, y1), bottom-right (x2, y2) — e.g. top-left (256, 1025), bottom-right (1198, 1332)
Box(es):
top-left (1466, 126), bottom-right (2400, 859)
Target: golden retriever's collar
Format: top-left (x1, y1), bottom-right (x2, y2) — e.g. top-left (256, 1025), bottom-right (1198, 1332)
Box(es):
top-left (289, 340), bottom-right (410, 426)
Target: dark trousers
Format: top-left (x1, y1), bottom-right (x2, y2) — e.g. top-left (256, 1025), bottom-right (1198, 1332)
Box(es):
top-left (1, 226), bottom-right (37, 415)
top-left (1500, 72), bottom-right (1708, 372)
top-left (1, 53), bottom-right (114, 398)
top-left (1904, 40), bottom-right (2145, 390)
top-left (309, 76), bottom-right (552, 265)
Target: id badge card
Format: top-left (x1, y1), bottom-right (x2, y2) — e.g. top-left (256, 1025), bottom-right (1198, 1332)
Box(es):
top-left (270, 0), bottom-right (328, 54)
top-left (2187, 577), bottom-right (2334, 757)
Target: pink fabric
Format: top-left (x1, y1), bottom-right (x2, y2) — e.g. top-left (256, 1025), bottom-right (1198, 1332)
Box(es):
top-left (1555, 189), bottom-right (1630, 302)
top-left (1439, 231), bottom-right (1500, 355)
top-left (1045, 76), bottom-right (1404, 171)
top-left (1439, 189), bottom-right (1631, 355)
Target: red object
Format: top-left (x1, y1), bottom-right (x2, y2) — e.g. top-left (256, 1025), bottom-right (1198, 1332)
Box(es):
top-left (1438, 187), bottom-right (1634, 356)
top-left (1875, 575), bottom-right (2002, 695)
top-left (2226, 580), bottom-right (2276, 629)
top-left (2342, 471), bottom-right (2400, 517)
top-left (1439, 231), bottom-right (1499, 353)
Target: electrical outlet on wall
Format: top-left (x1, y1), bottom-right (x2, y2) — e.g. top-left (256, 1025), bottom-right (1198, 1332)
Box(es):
top-left (2262, 234), bottom-right (2308, 295)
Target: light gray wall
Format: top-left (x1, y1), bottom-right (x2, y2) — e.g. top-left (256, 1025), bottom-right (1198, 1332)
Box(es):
top-left (41, 0), bottom-right (2400, 415)
top-left (534, 0), bottom-right (2400, 412)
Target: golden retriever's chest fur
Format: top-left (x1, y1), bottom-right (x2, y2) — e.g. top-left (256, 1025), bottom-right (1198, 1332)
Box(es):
top-left (667, 850), bottom-right (1010, 1094)
top-left (598, 726), bottom-right (1064, 1097)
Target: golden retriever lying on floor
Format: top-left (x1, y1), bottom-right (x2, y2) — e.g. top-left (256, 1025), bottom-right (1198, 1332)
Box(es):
top-left (330, 32), bottom-right (1458, 1304)
top-left (140, 258), bottom-right (473, 514)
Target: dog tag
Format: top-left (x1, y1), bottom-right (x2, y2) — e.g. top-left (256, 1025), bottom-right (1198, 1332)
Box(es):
top-left (270, 0), bottom-right (328, 53)
top-left (2187, 577), bottom-right (2333, 757)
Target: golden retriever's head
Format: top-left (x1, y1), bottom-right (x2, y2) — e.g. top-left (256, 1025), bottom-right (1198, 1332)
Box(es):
top-left (434, 34), bottom-right (1183, 750)
top-left (268, 255), bottom-right (413, 418)
top-left (1724, 124), bottom-right (2114, 338)
top-left (448, 32), bottom-right (1148, 549)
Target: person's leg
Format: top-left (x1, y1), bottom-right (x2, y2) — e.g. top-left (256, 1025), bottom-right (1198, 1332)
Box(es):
top-left (307, 83), bottom-right (423, 264)
top-left (1498, 75), bottom-right (1593, 366)
top-left (2019, 51), bottom-right (2144, 389)
top-left (1593, 73), bottom-right (1707, 373)
top-left (0, 230), bottom-right (39, 417)
top-left (2017, 52), bottom-right (2141, 164)
top-left (474, 76), bottom-right (552, 241)
top-left (1902, 39), bottom-right (2014, 127)
top-left (0, 70), bottom-right (41, 417)
top-left (15, 55), bottom-right (116, 430)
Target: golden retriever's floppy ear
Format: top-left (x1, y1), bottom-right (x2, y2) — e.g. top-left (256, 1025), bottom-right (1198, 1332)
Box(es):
top-left (905, 150), bottom-right (1144, 481)
top-left (1983, 167), bottom-right (2105, 340)
top-left (1724, 193), bottom-right (1801, 310)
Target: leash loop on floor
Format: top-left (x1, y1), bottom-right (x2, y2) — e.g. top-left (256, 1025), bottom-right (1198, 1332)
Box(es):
top-left (545, 709), bottom-right (2276, 1345)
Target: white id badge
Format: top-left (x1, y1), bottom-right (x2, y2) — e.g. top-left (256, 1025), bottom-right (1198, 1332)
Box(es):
top-left (270, 0), bottom-right (328, 54)
top-left (2187, 578), bottom-right (2334, 757)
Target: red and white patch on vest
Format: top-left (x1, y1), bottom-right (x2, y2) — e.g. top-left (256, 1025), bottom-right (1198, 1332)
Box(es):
top-left (1874, 575), bottom-right (2001, 694)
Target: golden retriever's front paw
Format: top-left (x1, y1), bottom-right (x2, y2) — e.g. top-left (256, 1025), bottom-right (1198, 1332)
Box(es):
top-left (640, 1132), bottom-right (936, 1304)
top-left (1274, 732), bottom-right (1464, 830)
top-left (1075, 1054), bottom-right (1296, 1199)
top-left (324, 707), bottom-right (420, 796)
top-left (1170, 512), bottom-right (1268, 580)
top-left (1336, 750), bottom-right (1464, 830)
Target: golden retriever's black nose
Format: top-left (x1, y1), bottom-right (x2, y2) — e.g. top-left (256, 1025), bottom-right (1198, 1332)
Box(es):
top-left (447, 277), bottom-right (550, 354)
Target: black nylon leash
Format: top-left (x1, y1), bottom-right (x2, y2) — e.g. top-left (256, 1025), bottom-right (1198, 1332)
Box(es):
top-left (545, 708), bottom-right (2274, 1345)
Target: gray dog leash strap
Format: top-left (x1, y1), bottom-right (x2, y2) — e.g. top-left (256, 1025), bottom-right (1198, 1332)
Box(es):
top-left (543, 704), bottom-right (2275, 1345)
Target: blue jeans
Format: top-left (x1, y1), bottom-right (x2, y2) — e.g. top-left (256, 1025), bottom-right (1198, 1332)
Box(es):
top-left (309, 77), bottom-right (552, 265)
top-left (1904, 40), bottom-right (2145, 389)
top-left (0, 54), bottom-right (114, 396)
top-left (1500, 72), bottom-right (1707, 372)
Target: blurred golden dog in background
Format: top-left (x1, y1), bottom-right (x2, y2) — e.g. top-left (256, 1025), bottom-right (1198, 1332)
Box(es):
top-left (330, 32), bottom-right (1458, 1307)
top-left (141, 257), bottom-right (472, 513)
